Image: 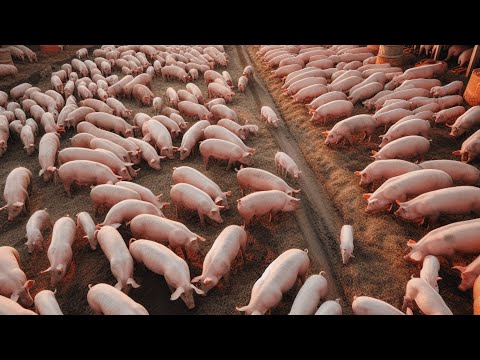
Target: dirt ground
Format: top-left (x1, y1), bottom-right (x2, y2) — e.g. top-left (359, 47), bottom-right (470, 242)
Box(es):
top-left (0, 45), bottom-right (329, 315)
top-left (247, 45), bottom-right (474, 315)
top-left (0, 45), bottom-right (474, 315)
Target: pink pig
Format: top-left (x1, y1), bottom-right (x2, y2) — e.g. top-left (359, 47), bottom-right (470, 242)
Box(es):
top-left (236, 167), bottom-right (300, 196)
top-left (98, 199), bottom-right (165, 229)
top-left (379, 119), bottom-right (431, 148)
top-left (237, 190), bottom-right (300, 226)
top-left (275, 151), bottom-right (302, 180)
top-left (38, 133), bottom-right (60, 182)
top-left (1, 167), bottom-right (32, 221)
top-left (352, 296), bottom-right (405, 315)
top-left (363, 169), bottom-right (453, 213)
top-left (199, 138), bottom-right (253, 171)
top-left (420, 255), bottom-right (442, 292)
top-left (95, 226), bottom-right (140, 292)
top-left (57, 160), bottom-right (122, 196)
top-left (452, 254), bottom-right (480, 291)
top-left (236, 249), bottom-right (309, 315)
top-left (354, 159), bottom-right (421, 187)
top-left (395, 186), bottom-right (480, 225)
top-left (0, 246), bottom-right (35, 307)
top-left (90, 184), bottom-right (141, 215)
top-left (130, 214), bottom-right (205, 257)
top-left (87, 283), bottom-right (148, 315)
top-left (129, 239), bottom-right (203, 309)
top-left (177, 120), bottom-right (210, 160)
top-left (178, 101), bottom-right (212, 120)
top-left (25, 209), bottom-right (52, 253)
top-left (418, 159), bottom-right (480, 185)
top-left (402, 277), bottom-right (452, 315)
top-left (310, 100), bottom-right (354, 124)
top-left (191, 225), bottom-right (246, 295)
top-left (172, 166), bottom-right (231, 209)
top-left (404, 218), bottom-right (480, 262)
top-left (41, 216), bottom-right (76, 286)
top-left (76, 211), bottom-right (97, 250)
top-left (210, 104), bottom-right (238, 121)
top-left (85, 112), bottom-right (135, 137)
top-left (371, 135), bottom-right (430, 161)
top-left (289, 272), bottom-right (328, 315)
top-left (170, 183), bottom-right (224, 226)
top-left (323, 114), bottom-right (377, 146)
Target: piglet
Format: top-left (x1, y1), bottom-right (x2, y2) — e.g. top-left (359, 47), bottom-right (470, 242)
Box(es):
top-left (315, 299), bottom-right (342, 315)
top-left (340, 225), bottom-right (354, 264)
top-left (453, 255), bottom-right (480, 291)
top-left (34, 290), bottom-right (63, 315)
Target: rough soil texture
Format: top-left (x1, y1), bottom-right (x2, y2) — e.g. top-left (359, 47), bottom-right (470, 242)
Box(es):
top-left (246, 45), bottom-right (474, 315)
top-left (1, 45), bottom-right (339, 315)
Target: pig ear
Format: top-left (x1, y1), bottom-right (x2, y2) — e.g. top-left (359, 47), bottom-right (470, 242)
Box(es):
top-left (13, 201), bottom-right (24, 208)
top-left (40, 266), bottom-right (52, 274)
top-left (156, 194), bottom-right (163, 200)
top-left (354, 171), bottom-right (362, 176)
top-left (371, 150), bottom-right (377, 155)
top-left (10, 293), bottom-right (19, 302)
top-left (191, 284), bottom-right (204, 295)
top-left (39, 169), bottom-right (45, 176)
top-left (235, 306), bottom-right (248, 312)
top-left (321, 131), bottom-right (329, 137)
top-left (204, 278), bottom-right (213, 286)
top-left (378, 135), bottom-right (384, 138)
top-left (406, 239), bottom-right (417, 247)
top-left (24, 280), bottom-right (35, 290)
top-left (191, 276), bottom-right (202, 284)
top-left (362, 193), bottom-right (372, 200)
top-left (124, 163), bottom-right (134, 167)
top-left (452, 150), bottom-right (461, 156)
top-left (224, 191), bottom-right (232, 196)
top-left (395, 200), bottom-right (404, 205)
top-left (170, 287), bottom-right (185, 301)
top-left (452, 266), bottom-right (467, 273)
top-left (196, 235), bottom-right (206, 242)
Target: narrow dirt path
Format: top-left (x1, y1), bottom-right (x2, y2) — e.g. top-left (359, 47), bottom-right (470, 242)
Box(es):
top-left (235, 45), bottom-right (349, 307)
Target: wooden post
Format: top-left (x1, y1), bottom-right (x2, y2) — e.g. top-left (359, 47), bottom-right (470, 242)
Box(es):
top-left (467, 45), bottom-right (480, 77)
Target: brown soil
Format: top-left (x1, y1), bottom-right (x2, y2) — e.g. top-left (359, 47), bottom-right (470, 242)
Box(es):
top-left (246, 45), bottom-right (474, 315)
top-left (1, 45), bottom-right (332, 315)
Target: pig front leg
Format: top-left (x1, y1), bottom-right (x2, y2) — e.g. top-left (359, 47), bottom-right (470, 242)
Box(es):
top-left (198, 212), bottom-right (206, 227)
top-left (203, 155), bottom-right (210, 170)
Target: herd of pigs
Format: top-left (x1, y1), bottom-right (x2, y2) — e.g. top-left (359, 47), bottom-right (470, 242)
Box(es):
top-left (0, 44), bottom-right (479, 315)
top-left (259, 44), bottom-right (480, 315)
top-left (0, 44), bottom-right (324, 316)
